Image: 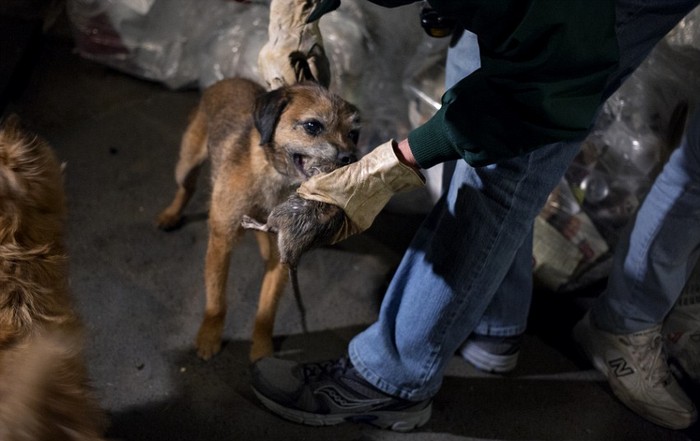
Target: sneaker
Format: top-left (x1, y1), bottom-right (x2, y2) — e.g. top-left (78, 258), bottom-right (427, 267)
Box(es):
top-left (250, 356), bottom-right (432, 431)
top-left (663, 298), bottom-right (700, 384)
top-left (573, 312), bottom-right (697, 430)
top-left (458, 333), bottom-right (521, 373)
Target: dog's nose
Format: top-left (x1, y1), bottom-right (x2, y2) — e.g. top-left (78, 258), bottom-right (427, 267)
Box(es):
top-left (338, 152), bottom-right (358, 165)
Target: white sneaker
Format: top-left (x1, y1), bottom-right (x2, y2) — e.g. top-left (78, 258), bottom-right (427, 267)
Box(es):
top-left (458, 333), bottom-right (521, 374)
top-left (573, 312), bottom-right (697, 430)
top-left (663, 297), bottom-right (700, 384)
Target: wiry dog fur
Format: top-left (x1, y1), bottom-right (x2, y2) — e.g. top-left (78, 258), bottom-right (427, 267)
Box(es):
top-left (156, 77), bottom-right (360, 361)
top-left (0, 116), bottom-right (106, 441)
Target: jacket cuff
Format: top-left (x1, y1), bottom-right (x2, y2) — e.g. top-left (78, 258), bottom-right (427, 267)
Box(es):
top-left (407, 108), bottom-right (464, 169)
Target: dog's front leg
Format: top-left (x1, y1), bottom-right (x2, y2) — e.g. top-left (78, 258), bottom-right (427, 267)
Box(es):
top-left (196, 223), bottom-right (237, 360)
top-left (250, 231), bottom-right (289, 362)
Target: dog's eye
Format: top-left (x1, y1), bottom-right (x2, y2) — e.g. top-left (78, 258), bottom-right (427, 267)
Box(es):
top-left (302, 120), bottom-right (323, 136)
top-left (348, 130), bottom-right (360, 144)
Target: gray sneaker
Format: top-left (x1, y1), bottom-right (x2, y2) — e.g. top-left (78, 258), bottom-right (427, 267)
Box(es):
top-left (574, 312), bottom-right (697, 429)
top-left (251, 356), bottom-right (432, 431)
top-left (458, 333), bottom-right (521, 373)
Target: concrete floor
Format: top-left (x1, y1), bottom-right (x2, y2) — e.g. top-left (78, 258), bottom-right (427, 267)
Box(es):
top-left (3, 10), bottom-right (700, 441)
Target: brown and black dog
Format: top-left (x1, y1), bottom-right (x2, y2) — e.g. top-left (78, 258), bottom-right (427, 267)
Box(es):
top-left (0, 116), bottom-right (106, 441)
top-left (156, 77), bottom-right (361, 361)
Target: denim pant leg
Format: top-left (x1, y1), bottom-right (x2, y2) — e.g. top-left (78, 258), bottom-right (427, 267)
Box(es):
top-left (350, 141), bottom-right (581, 401)
top-left (473, 229), bottom-right (534, 337)
top-left (472, 0), bottom-right (700, 339)
top-left (348, 0), bottom-right (700, 402)
top-left (445, 31), bottom-right (531, 337)
top-left (440, 31), bottom-right (479, 194)
top-left (445, 31), bottom-right (480, 89)
top-left (591, 108), bottom-right (700, 334)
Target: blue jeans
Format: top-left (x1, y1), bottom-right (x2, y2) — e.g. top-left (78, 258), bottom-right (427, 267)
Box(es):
top-left (591, 106), bottom-right (700, 334)
top-left (447, 31), bottom-right (534, 340)
top-left (349, 0), bottom-right (700, 401)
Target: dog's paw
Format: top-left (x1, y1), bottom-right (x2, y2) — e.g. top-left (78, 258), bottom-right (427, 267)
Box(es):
top-left (249, 339), bottom-right (274, 363)
top-left (196, 343), bottom-right (221, 361)
top-left (195, 337), bottom-right (221, 361)
top-left (195, 319), bottom-right (223, 360)
top-left (155, 209), bottom-right (183, 231)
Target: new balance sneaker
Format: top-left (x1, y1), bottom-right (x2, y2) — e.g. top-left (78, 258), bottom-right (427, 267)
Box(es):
top-left (250, 356), bottom-right (432, 431)
top-left (458, 333), bottom-right (521, 373)
top-left (663, 297), bottom-right (700, 384)
top-left (573, 312), bottom-right (697, 429)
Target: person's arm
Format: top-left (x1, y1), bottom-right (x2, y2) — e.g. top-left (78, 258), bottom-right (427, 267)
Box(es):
top-left (258, 0), bottom-right (420, 89)
top-left (268, 1), bottom-right (621, 246)
top-left (407, 1), bottom-right (619, 168)
top-left (257, 0), bottom-right (331, 89)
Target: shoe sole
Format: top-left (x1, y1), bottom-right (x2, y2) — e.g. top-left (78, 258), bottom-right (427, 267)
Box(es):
top-left (253, 389), bottom-right (432, 432)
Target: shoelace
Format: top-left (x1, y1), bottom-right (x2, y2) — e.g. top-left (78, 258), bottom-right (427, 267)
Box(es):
top-left (630, 333), bottom-right (671, 387)
top-left (302, 357), bottom-right (352, 381)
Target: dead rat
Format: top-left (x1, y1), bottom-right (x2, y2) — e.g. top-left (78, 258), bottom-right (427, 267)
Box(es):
top-left (241, 193), bottom-right (350, 334)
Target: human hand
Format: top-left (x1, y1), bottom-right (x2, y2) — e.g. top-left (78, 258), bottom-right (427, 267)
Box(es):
top-left (297, 139), bottom-right (425, 237)
top-left (258, 0), bottom-right (332, 89)
top-left (244, 140), bottom-right (424, 267)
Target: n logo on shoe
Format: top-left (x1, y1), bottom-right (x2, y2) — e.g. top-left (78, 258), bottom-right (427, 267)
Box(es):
top-left (608, 357), bottom-right (634, 377)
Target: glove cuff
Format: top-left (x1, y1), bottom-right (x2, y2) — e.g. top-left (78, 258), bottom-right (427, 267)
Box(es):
top-left (367, 140), bottom-right (426, 193)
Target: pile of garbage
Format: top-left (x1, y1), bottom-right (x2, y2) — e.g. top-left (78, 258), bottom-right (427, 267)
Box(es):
top-left (67, 0), bottom-right (428, 153)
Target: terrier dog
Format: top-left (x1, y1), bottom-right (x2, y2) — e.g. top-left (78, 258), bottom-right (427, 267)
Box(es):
top-left (0, 116), bottom-right (106, 440)
top-left (156, 77), bottom-right (360, 361)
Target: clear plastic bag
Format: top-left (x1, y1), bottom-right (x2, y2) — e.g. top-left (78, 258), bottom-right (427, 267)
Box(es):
top-left (68, 0), bottom-right (263, 89)
top-left (535, 7), bottom-right (700, 291)
top-left (66, 0), bottom-right (421, 154)
top-left (398, 6), bottom-right (700, 291)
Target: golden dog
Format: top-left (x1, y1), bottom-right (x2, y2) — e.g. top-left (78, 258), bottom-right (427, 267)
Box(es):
top-left (156, 77), bottom-right (360, 361)
top-left (0, 116), bottom-right (106, 441)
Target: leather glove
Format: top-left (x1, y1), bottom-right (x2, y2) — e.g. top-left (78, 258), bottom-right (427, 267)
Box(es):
top-left (242, 141), bottom-right (424, 264)
top-left (258, 0), bottom-right (331, 89)
top-left (297, 140), bottom-right (426, 240)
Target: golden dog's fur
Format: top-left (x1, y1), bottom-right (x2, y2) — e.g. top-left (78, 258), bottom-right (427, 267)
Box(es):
top-left (156, 77), bottom-right (360, 361)
top-left (0, 116), bottom-right (105, 441)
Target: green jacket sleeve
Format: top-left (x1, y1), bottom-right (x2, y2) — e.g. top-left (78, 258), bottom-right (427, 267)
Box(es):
top-left (408, 0), bottom-right (619, 168)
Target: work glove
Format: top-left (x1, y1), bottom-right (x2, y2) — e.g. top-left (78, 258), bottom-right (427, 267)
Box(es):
top-left (243, 140), bottom-right (424, 266)
top-left (297, 139), bottom-right (426, 241)
top-left (258, 0), bottom-right (332, 89)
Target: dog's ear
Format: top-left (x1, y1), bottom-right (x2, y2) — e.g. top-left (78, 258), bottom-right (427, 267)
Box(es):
top-left (254, 87), bottom-right (290, 146)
